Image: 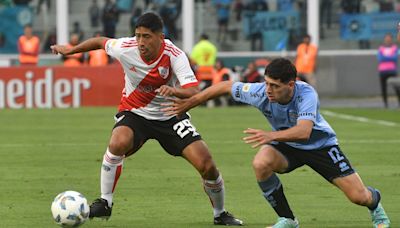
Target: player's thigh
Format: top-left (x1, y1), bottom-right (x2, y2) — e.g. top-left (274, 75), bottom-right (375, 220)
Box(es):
top-left (254, 144), bottom-right (290, 173)
top-left (265, 143), bottom-right (305, 174)
top-left (305, 145), bottom-right (355, 182)
top-left (110, 111), bottom-right (148, 156)
top-left (155, 114), bottom-right (202, 156)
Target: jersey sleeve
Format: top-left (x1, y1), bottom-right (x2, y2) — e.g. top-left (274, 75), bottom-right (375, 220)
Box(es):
top-left (297, 86), bottom-right (318, 123)
top-left (231, 82), bottom-right (266, 107)
top-left (171, 50), bottom-right (198, 88)
top-left (104, 37), bottom-right (131, 61)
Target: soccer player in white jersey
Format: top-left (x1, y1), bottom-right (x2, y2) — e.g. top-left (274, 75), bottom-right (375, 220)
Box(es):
top-left (50, 12), bottom-right (243, 226)
top-left (163, 58), bottom-right (391, 228)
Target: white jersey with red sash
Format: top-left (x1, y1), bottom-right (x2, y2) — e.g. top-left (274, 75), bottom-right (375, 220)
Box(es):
top-left (104, 38), bottom-right (198, 120)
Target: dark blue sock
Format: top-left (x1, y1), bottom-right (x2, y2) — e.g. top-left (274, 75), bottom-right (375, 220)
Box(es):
top-left (367, 186), bottom-right (381, 210)
top-left (258, 174), bottom-right (295, 220)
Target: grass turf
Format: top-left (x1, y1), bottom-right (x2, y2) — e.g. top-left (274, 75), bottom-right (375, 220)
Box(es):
top-left (0, 106), bottom-right (399, 227)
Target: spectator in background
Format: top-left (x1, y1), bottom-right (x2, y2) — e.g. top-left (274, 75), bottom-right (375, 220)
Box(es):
top-left (42, 28), bottom-right (57, 53)
top-left (377, 0), bottom-right (394, 12)
top-left (212, 59), bottom-right (231, 86)
top-left (13, 0), bottom-right (31, 5)
top-left (190, 33), bottom-right (218, 91)
top-left (245, 0), bottom-right (268, 51)
top-left (159, 0), bottom-right (181, 41)
top-left (209, 59), bottom-right (232, 107)
top-left (89, 0), bottom-right (100, 28)
top-left (341, 0), bottom-right (361, 13)
top-left (87, 31), bottom-right (109, 66)
top-left (241, 61), bottom-right (263, 83)
top-left (213, 0), bottom-right (232, 43)
top-left (63, 33), bottom-right (84, 66)
top-left (277, 0), bottom-right (293, 11)
top-left (320, 0), bottom-right (332, 39)
top-left (247, 0), bottom-right (268, 11)
top-left (130, 8), bottom-right (142, 35)
top-left (0, 32), bottom-right (5, 48)
top-left (73, 21), bottom-right (85, 42)
top-left (102, 0), bottom-right (119, 38)
top-left (36, 0), bottom-right (50, 14)
top-left (295, 34), bottom-right (318, 87)
top-left (377, 33), bottom-right (398, 108)
top-left (17, 24), bottom-right (40, 66)
top-left (233, 0), bottom-right (244, 22)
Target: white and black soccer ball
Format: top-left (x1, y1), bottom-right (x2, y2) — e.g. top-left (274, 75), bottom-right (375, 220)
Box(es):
top-left (51, 191), bottom-right (90, 227)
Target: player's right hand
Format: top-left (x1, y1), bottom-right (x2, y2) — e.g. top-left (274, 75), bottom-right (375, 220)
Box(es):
top-left (160, 98), bottom-right (190, 117)
top-left (50, 45), bottom-right (70, 55)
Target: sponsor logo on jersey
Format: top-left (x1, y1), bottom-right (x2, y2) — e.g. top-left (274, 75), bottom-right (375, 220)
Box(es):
top-left (235, 86), bottom-right (241, 98)
top-left (158, 66), bottom-right (169, 79)
top-left (129, 66), bottom-right (137, 72)
top-left (288, 110), bottom-right (298, 123)
top-left (106, 39), bottom-right (117, 53)
top-left (242, 83), bottom-right (251, 92)
top-left (299, 112), bottom-right (316, 118)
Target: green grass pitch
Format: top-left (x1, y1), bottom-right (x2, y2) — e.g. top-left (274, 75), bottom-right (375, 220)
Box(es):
top-left (0, 106), bottom-right (399, 227)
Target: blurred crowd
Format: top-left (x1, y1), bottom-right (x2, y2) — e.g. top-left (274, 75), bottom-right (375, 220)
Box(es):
top-left (4, 0), bottom-right (400, 55)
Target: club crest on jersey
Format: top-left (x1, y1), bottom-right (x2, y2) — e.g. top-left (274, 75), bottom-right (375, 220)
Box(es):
top-left (158, 66), bottom-right (170, 79)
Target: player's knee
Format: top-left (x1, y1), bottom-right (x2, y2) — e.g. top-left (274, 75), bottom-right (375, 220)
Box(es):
top-left (108, 127), bottom-right (133, 155)
top-left (197, 155), bottom-right (218, 178)
top-left (252, 156), bottom-right (274, 175)
top-left (108, 136), bottom-right (132, 155)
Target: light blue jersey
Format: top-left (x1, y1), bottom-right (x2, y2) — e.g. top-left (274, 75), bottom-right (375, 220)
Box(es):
top-left (231, 81), bottom-right (338, 150)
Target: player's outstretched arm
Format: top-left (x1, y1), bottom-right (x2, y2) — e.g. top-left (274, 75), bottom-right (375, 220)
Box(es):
top-left (162, 81), bottom-right (234, 116)
top-left (51, 37), bottom-right (109, 55)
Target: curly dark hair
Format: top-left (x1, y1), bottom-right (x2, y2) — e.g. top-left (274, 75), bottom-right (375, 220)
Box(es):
top-left (264, 58), bottom-right (297, 83)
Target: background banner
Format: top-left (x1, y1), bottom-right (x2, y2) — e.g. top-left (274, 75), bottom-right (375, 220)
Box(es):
top-left (242, 10), bottom-right (299, 51)
top-left (340, 12), bottom-right (400, 40)
top-left (0, 65), bottom-right (124, 109)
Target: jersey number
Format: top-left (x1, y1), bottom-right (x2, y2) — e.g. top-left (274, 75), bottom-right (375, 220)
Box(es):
top-left (328, 147), bottom-right (344, 164)
top-left (173, 119), bottom-right (199, 138)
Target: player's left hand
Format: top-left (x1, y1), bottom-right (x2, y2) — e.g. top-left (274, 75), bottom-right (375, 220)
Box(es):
top-left (243, 128), bottom-right (273, 148)
top-left (156, 85), bottom-right (177, 97)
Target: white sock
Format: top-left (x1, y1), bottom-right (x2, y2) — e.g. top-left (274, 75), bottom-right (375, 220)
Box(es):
top-left (100, 148), bottom-right (124, 207)
top-left (203, 174), bottom-right (225, 217)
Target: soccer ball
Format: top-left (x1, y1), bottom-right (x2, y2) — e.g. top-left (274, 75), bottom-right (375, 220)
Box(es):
top-left (51, 191), bottom-right (90, 227)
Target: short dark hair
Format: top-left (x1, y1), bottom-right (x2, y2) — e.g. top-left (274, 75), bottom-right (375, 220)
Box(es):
top-left (264, 58), bottom-right (297, 83)
top-left (135, 12), bottom-right (163, 32)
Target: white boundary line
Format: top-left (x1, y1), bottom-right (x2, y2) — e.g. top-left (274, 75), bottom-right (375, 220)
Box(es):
top-left (321, 110), bottom-right (399, 127)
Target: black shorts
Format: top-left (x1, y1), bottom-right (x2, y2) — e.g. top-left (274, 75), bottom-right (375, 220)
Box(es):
top-left (272, 143), bottom-right (355, 182)
top-left (113, 111), bottom-right (202, 157)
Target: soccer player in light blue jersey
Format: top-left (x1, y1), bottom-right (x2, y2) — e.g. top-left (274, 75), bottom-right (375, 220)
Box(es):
top-left (163, 58), bottom-right (390, 228)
